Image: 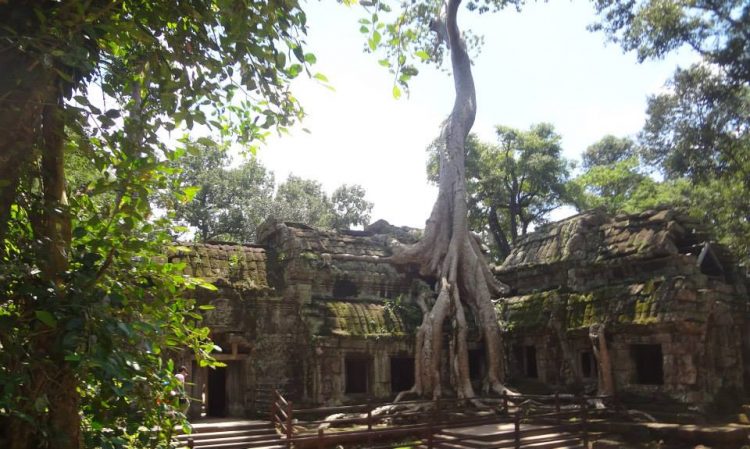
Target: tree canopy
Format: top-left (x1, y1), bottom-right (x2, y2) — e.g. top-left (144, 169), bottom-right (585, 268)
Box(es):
top-left (0, 1), bottom-right (317, 448)
top-left (428, 124), bottom-right (572, 261)
top-left (168, 147), bottom-right (375, 243)
top-left (590, 0), bottom-right (749, 264)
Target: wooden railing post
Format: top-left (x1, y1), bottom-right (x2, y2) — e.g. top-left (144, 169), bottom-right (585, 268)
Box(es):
top-left (317, 427), bottom-right (324, 449)
top-left (367, 397), bottom-right (373, 431)
top-left (514, 409), bottom-right (521, 449)
top-left (270, 399), bottom-right (278, 425)
top-left (502, 391), bottom-right (508, 414)
top-left (367, 396), bottom-right (373, 448)
top-left (187, 437), bottom-right (194, 449)
top-left (554, 391), bottom-right (560, 424)
top-left (580, 396), bottom-right (589, 448)
top-left (285, 401), bottom-right (293, 449)
top-left (427, 398), bottom-right (437, 449)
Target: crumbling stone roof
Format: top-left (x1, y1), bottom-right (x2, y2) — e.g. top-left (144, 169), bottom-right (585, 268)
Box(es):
top-left (168, 242), bottom-right (270, 291)
top-left (500, 208), bottom-right (716, 269)
top-left (257, 219), bottom-right (421, 259)
top-left (322, 300), bottom-right (409, 337)
top-left (498, 276), bottom-right (737, 332)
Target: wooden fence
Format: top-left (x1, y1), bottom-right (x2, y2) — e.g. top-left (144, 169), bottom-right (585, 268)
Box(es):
top-left (270, 391), bottom-right (614, 449)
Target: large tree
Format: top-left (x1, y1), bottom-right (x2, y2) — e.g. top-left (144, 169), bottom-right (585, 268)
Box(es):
top-left (0, 2), bottom-right (314, 448)
top-left (362, 0), bottom-right (521, 400)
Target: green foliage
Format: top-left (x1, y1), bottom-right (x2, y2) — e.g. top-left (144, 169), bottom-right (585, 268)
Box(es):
top-left (330, 184), bottom-right (374, 229)
top-left (273, 176), bottom-right (373, 230)
top-left (1, 132), bottom-right (217, 448)
top-left (168, 141), bottom-right (276, 243)
top-left (641, 64), bottom-right (750, 181)
top-left (168, 151), bottom-right (376, 241)
top-left (346, 0), bottom-right (522, 94)
top-left (591, 0), bottom-right (750, 85)
top-left (0, 1), bottom-right (317, 447)
top-left (569, 136), bottom-right (693, 214)
top-left (428, 124), bottom-right (572, 261)
top-left (581, 135), bottom-right (638, 170)
top-left (590, 1), bottom-right (749, 265)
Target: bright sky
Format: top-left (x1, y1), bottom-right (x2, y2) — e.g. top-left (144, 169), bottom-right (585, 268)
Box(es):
top-left (257, 0), bottom-right (695, 229)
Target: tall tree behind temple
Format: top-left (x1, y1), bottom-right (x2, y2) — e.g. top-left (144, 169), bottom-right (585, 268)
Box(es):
top-left (591, 0), bottom-right (750, 263)
top-left (169, 152), bottom-right (375, 242)
top-left (168, 141), bottom-right (276, 243)
top-left (272, 176), bottom-right (374, 231)
top-left (427, 124), bottom-right (572, 262)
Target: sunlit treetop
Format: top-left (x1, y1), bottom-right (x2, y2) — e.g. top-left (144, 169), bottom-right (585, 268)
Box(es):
top-left (591, 0), bottom-right (750, 84)
top-left (1, 0), bottom-right (321, 146)
top-left (344, 0), bottom-right (523, 97)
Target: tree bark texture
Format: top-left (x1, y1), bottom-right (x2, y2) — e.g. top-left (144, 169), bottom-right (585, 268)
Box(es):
top-left (548, 303), bottom-right (582, 388)
top-left (0, 48), bottom-right (50, 239)
top-left (1, 50), bottom-right (80, 449)
top-left (488, 206), bottom-right (511, 261)
top-left (589, 323), bottom-right (615, 396)
top-left (391, 0), bottom-right (511, 399)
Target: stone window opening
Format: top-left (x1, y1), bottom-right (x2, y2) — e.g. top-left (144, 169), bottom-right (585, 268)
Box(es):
top-left (698, 243), bottom-right (724, 277)
top-left (631, 344), bottom-right (664, 385)
top-left (345, 355), bottom-right (370, 395)
top-left (525, 346), bottom-right (538, 378)
top-left (390, 356), bottom-right (414, 393)
top-left (512, 345), bottom-right (538, 378)
top-left (580, 351), bottom-right (597, 379)
top-left (333, 278), bottom-right (359, 298)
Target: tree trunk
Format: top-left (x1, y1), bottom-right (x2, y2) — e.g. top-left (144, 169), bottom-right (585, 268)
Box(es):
top-left (548, 303), bottom-right (582, 388)
top-left (589, 323), bottom-right (615, 396)
top-left (8, 86), bottom-right (81, 449)
top-left (391, 0), bottom-right (511, 399)
top-left (488, 206), bottom-right (511, 261)
top-left (0, 48), bottom-right (50, 239)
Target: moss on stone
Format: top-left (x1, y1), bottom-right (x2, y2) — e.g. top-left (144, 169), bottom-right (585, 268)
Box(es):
top-left (502, 280), bottom-right (676, 331)
top-left (323, 301), bottom-right (410, 337)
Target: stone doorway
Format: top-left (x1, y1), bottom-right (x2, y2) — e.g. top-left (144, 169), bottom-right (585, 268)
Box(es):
top-left (190, 358), bottom-right (246, 419)
top-left (207, 366), bottom-right (227, 417)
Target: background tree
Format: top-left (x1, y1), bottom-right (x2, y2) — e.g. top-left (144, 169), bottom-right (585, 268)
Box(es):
top-left (0, 2), bottom-right (315, 448)
top-left (592, 0), bottom-right (750, 263)
top-left (330, 184), bottom-right (374, 229)
top-left (428, 124), bottom-right (572, 261)
top-left (591, 0), bottom-right (749, 85)
top-left (581, 135), bottom-right (637, 170)
top-left (169, 142), bottom-right (276, 243)
top-left (272, 176), bottom-right (374, 230)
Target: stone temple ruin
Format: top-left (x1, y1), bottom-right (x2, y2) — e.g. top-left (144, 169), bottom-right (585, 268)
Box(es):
top-left (169, 208), bottom-right (749, 419)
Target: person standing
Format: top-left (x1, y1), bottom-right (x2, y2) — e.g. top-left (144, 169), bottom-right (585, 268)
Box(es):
top-left (174, 366), bottom-right (190, 414)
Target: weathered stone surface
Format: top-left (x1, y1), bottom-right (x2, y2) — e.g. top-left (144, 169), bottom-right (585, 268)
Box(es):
top-left (496, 207), bottom-right (749, 407)
top-left (173, 209), bottom-right (748, 417)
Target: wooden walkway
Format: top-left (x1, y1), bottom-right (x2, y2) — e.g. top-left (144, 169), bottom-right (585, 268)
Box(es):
top-left (430, 422), bottom-right (584, 449)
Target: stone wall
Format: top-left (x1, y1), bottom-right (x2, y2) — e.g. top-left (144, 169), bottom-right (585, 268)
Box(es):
top-left (498, 208), bottom-right (749, 406)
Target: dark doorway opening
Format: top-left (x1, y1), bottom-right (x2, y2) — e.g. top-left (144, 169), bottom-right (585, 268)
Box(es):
top-left (468, 349), bottom-right (483, 381)
top-left (390, 357), bottom-right (414, 393)
top-left (207, 367), bottom-right (227, 417)
top-left (345, 356), bottom-right (369, 394)
top-left (333, 278), bottom-right (359, 298)
top-left (525, 346), bottom-right (538, 378)
top-left (632, 344), bottom-right (664, 385)
top-left (581, 351), bottom-right (597, 378)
